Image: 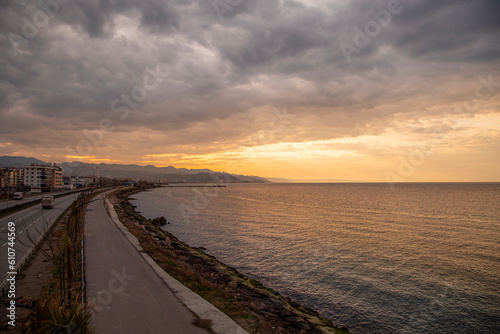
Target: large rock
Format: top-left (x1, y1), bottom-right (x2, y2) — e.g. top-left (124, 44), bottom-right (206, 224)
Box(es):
top-left (150, 216), bottom-right (167, 227)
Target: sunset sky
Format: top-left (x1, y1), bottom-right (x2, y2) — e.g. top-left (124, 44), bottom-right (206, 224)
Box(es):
top-left (1, 0), bottom-right (499, 182)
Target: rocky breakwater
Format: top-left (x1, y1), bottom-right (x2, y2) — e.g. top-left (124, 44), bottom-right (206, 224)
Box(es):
top-left (111, 188), bottom-right (349, 334)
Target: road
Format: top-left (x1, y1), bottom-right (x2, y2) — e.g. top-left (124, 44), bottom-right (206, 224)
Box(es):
top-left (85, 195), bottom-right (208, 333)
top-left (0, 191), bottom-right (83, 284)
top-left (0, 188), bottom-right (86, 211)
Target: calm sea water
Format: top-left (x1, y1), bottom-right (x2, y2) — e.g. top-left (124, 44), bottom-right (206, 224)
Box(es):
top-left (131, 183), bottom-right (500, 333)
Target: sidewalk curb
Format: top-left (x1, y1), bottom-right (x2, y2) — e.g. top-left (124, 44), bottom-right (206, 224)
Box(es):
top-left (105, 199), bottom-right (248, 334)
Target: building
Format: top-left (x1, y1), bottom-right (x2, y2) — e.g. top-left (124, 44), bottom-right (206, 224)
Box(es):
top-left (0, 173), bottom-right (6, 189)
top-left (63, 175), bottom-right (95, 190)
top-left (23, 163), bottom-right (63, 192)
top-left (0, 168), bottom-right (24, 189)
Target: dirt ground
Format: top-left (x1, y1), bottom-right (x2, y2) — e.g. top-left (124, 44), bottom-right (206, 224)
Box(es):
top-left (0, 223), bottom-right (63, 333)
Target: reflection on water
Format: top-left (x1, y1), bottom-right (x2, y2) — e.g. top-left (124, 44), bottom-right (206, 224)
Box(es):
top-left (132, 183), bottom-right (500, 334)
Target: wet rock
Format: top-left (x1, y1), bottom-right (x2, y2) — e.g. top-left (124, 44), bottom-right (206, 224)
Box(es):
top-left (145, 225), bottom-right (156, 233)
top-left (154, 234), bottom-right (165, 241)
top-left (258, 302), bottom-right (271, 311)
top-left (150, 216), bottom-right (167, 227)
top-left (298, 322), bottom-right (311, 331)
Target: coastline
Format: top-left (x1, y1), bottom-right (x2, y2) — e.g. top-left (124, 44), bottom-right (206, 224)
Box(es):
top-left (109, 187), bottom-right (349, 334)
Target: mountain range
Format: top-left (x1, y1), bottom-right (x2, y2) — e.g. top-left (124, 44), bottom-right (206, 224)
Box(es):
top-left (0, 156), bottom-right (269, 183)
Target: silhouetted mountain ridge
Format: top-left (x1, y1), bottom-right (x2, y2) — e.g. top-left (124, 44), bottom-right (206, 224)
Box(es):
top-left (0, 156), bottom-right (268, 183)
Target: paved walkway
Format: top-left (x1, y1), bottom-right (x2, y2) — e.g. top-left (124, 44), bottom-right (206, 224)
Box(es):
top-left (84, 195), bottom-right (208, 333)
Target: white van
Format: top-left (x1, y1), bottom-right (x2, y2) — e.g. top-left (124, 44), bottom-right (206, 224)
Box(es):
top-left (13, 192), bottom-right (24, 200)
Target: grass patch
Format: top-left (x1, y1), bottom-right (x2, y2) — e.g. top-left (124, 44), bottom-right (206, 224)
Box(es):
top-left (23, 298), bottom-right (93, 334)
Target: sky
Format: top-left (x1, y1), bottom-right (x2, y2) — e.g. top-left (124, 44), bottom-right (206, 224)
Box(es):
top-left (1, 0), bottom-right (499, 182)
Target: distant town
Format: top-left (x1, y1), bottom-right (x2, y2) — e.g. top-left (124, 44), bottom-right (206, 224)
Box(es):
top-left (0, 156), bottom-right (269, 199)
top-left (0, 163), bottom-right (146, 200)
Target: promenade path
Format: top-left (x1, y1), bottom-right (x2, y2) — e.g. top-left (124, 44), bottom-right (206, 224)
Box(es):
top-left (84, 195), bottom-right (208, 334)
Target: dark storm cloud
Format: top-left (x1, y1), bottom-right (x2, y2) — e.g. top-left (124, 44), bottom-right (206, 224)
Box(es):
top-left (139, 0), bottom-right (180, 34)
top-left (0, 0), bottom-right (499, 153)
top-left (387, 0), bottom-right (500, 62)
top-left (215, 2), bottom-right (328, 70)
top-left (60, 1), bottom-right (116, 38)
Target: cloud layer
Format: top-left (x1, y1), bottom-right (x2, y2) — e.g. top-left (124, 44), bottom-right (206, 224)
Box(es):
top-left (1, 0), bottom-right (499, 181)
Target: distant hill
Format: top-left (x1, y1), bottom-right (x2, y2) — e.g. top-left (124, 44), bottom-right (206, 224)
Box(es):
top-left (0, 156), bottom-right (47, 167)
top-left (0, 156), bottom-right (269, 183)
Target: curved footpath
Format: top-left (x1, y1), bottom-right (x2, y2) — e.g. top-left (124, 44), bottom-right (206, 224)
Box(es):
top-left (84, 193), bottom-right (247, 333)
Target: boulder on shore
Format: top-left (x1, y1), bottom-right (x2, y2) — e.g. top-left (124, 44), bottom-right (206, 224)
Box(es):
top-left (150, 216), bottom-right (167, 227)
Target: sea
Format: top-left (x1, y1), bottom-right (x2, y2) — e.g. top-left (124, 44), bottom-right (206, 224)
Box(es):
top-left (130, 183), bottom-right (500, 334)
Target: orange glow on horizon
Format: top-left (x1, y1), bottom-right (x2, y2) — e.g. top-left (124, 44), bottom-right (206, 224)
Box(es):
top-left (16, 113), bottom-right (499, 182)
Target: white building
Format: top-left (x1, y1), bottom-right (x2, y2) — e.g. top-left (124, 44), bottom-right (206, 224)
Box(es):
top-left (63, 175), bottom-right (96, 190)
top-left (23, 163), bottom-right (63, 192)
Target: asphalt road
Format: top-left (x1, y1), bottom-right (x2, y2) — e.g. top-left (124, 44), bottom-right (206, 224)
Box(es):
top-left (0, 189), bottom-right (86, 211)
top-left (0, 191), bottom-right (83, 284)
top-left (85, 195), bottom-right (208, 334)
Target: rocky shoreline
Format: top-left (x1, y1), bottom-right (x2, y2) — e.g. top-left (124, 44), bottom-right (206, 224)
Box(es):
top-left (109, 188), bottom-right (349, 334)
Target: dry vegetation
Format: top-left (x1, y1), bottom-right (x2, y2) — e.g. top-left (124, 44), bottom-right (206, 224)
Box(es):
top-left (0, 191), bottom-right (97, 333)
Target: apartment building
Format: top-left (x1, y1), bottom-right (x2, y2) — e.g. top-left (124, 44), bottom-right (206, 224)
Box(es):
top-left (0, 168), bottom-right (24, 189)
top-left (23, 163), bottom-right (63, 192)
